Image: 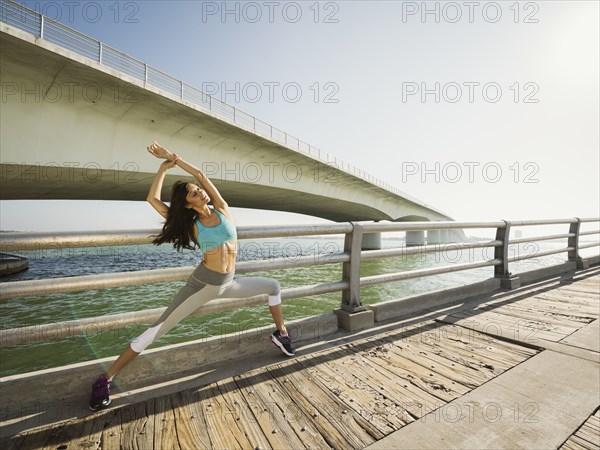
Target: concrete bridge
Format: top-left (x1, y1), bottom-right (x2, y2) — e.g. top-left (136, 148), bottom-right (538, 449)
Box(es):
top-left (0, 3), bottom-right (455, 247)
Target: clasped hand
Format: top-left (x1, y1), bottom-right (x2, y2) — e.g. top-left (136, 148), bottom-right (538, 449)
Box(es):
top-left (147, 141), bottom-right (178, 170)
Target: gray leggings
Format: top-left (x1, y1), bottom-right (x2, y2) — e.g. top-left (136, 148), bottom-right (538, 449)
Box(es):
top-left (130, 264), bottom-right (280, 353)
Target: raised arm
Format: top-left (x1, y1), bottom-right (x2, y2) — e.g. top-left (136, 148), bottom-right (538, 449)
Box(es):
top-left (147, 141), bottom-right (228, 209)
top-left (146, 158), bottom-right (177, 219)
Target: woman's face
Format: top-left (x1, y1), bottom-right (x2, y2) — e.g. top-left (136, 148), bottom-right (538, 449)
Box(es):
top-left (185, 183), bottom-right (210, 207)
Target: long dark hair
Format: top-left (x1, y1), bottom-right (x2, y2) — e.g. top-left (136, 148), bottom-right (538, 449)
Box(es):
top-left (152, 181), bottom-right (197, 251)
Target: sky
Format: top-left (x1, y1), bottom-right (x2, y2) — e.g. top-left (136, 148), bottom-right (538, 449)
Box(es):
top-left (1, 0), bottom-right (599, 234)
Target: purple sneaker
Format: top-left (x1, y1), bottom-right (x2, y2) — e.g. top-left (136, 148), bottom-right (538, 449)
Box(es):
top-left (270, 330), bottom-right (296, 356)
top-left (89, 375), bottom-right (111, 411)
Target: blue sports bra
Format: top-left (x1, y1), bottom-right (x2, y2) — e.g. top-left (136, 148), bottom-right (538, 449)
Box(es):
top-left (195, 209), bottom-right (237, 254)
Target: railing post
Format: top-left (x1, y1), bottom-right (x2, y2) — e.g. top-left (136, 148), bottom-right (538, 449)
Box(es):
top-left (568, 218), bottom-right (589, 270)
top-left (40, 14), bottom-right (44, 38)
top-left (98, 42), bottom-right (103, 63)
top-left (494, 220), bottom-right (520, 289)
top-left (335, 223), bottom-right (374, 332)
top-left (341, 223), bottom-right (364, 312)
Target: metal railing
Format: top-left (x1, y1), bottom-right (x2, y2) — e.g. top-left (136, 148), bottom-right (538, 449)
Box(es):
top-left (0, 0), bottom-right (443, 215)
top-left (1, 218), bottom-right (598, 347)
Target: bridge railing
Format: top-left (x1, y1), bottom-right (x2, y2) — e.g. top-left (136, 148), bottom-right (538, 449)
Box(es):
top-left (0, 0), bottom-right (442, 215)
top-left (1, 218), bottom-right (598, 347)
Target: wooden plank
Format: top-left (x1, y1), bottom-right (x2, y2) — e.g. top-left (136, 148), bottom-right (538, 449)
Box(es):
top-left (587, 415), bottom-right (600, 430)
top-left (438, 323), bottom-right (540, 359)
top-left (532, 291), bottom-right (599, 308)
top-left (169, 391), bottom-right (214, 450)
top-left (557, 286), bottom-right (600, 297)
top-left (447, 309), bottom-right (567, 342)
top-left (480, 293), bottom-right (596, 316)
top-left (390, 330), bottom-right (515, 382)
top-left (404, 322), bottom-right (536, 368)
top-left (394, 320), bottom-right (537, 359)
top-left (575, 427), bottom-right (600, 446)
top-left (538, 292), bottom-right (600, 309)
top-left (238, 367), bottom-right (331, 449)
top-left (570, 434), bottom-right (599, 450)
top-left (0, 434), bottom-right (26, 450)
top-left (65, 410), bottom-right (106, 450)
top-left (455, 307), bottom-right (575, 338)
top-left (175, 390), bottom-right (213, 449)
top-left (566, 284), bottom-right (600, 292)
top-left (235, 370), bottom-right (307, 450)
top-left (6, 430), bottom-right (52, 450)
top-left (474, 301), bottom-right (584, 330)
top-left (429, 323), bottom-right (539, 365)
top-left (561, 438), bottom-right (591, 450)
top-left (562, 278), bottom-right (600, 288)
top-left (408, 325), bottom-right (520, 373)
top-left (479, 301), bottom-right (594, 328)
top-left (196, 382), bottom-right (256, 449)
top-left (42, 419), bottom-right (97, 450)
top-left (567, 282), bottom-right (600, 292)
top-left (352, 336), bottom-right (474, 397)
top-left (305, 350), bottom-right (412, 432)
top-left (216, 379), bottom-right (273, 450)
top-left (529, 295), bottom-right (599, 316)
top-left (378, 334), bottom-right (497, 387)
top-left (511, 299), bottom-right (596, 323)
top-left (153, 396), bottom-right (179, 450)
top-left (101, 408), bottom-right (122, 450)
top-left (190, 383), bottom-right (241, 450)
top-left (119, 401), bottom-right (154, 450)
top-left (585, 419), bottom-right (600, 434)
top-left (338, 343), bottom-right (442, 416)
top-left (298, 351), bottom-right (393, 437)
top-left (266, 361), bottom-right (376, 449)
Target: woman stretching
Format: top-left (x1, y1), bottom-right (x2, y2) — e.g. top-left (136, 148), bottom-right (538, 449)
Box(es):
top-left (89, 141), bottom-right (295, 411)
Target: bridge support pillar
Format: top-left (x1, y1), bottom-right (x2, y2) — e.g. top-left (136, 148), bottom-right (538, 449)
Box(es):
top-left (362, 232), bottom-right (381, 250)
top-left (406, 230), bottom-right (425, 246)
top-left (427, 230), bottom-right (441, 245)
top-left (440, 230), bottom-right (451, 244)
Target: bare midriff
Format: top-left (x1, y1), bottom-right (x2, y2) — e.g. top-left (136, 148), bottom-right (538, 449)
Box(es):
top-left (201, 240), bottom-right (238, 273)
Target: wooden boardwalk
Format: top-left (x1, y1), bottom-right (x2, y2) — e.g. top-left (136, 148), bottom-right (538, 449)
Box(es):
top-left (561, 408), bottom-right (600, 450)
top-left (2, 269), bottom-right (599, 450)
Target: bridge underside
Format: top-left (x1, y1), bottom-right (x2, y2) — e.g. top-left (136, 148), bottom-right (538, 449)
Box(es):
top-left (1, 165), bottom-right (399, 222)
top-left (0, 26), bottom-right (451, 224)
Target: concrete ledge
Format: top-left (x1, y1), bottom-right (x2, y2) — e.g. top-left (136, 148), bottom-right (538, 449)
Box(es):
top-left (0, 312), bottom-right (337, 438)
top-left (517, 261), bottom-right (578, 286)
top-left (369, 278), bottom-right (501, 323)
top-left (334, 308), bottom-right (374, 331)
